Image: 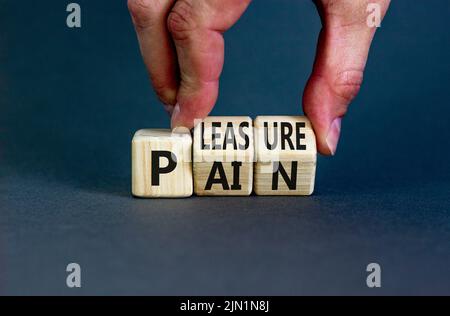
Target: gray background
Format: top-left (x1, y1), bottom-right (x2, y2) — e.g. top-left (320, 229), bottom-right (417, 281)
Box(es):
top-left (0, 0), bottom-right (449, 295)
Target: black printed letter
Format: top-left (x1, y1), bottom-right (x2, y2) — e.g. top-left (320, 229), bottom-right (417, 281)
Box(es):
top-left (272, 161), bottom-right (297, 190)
top-left (151, 151), bottom-right (177, 186)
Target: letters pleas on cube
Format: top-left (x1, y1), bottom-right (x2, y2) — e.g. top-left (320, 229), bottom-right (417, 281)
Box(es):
top-left (193, 116), bottom-right (253, 196)
top-left (132, 129), bottom-right (193, 198)
top-left (254, 116), bottom-right (317, 195)
top-left (131, 116), bottom-right (317, 198)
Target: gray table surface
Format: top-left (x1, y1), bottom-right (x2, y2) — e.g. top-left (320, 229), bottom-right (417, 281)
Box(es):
top-left (1, 0), bottom-right (449, 295)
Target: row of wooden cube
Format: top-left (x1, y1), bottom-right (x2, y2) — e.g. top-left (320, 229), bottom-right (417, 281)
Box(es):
top-left (132, 116), bottom-right (316, 197)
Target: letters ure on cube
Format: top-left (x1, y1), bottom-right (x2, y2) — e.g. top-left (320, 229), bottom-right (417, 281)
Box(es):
top-left (254, 116), bottom-right (317, 195)
top-left (193, 116), bottom-right (253, 196)
top-left (132, 129), bottom-right (193, 198)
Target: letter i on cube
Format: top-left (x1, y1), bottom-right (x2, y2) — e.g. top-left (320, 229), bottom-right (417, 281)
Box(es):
top-left (131, 116), bottom-right (317, 197)
top-left (193, 116), bottom-right (253, 196)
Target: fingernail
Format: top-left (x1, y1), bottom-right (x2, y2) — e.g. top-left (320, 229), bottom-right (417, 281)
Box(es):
top-left (172, 126), bottom-right (190, 134)
top-left (170, 103), bottom-right (181, 129)
top-left (325, 117), bottom-right (342, 156)
top-left (171, 105), bottom-right (190, 134)
top-left (163, 104), bottom-right (174, 116)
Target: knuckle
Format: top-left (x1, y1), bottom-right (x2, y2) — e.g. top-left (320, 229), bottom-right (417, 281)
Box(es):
top-left (331, 69), bottom-right (364, 103)
top-left (128, 0), bottom-right (160, 29)
top-left (167, 0), bottom-right (197, 41)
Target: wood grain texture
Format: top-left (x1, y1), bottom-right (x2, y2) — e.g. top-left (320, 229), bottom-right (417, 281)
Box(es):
top-left (132, 129), bottom-right (193, 198)
top-left (193, 116), bottom-right (253, 196)
top-left (254, 116), bottom-right (316, 195)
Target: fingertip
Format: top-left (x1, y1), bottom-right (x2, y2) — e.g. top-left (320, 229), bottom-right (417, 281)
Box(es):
top-left (303, 76), bottom-right (343, 156)
top-left (170, 103), bottom-right (184, 129)
top-left (313, 123), bottom-right (340, 157)
top-left (157, 87), bottom-right (178, 108)
top-left (310, 119), bottom-right (341, 156)
top-left (324, 117), bottom-right (342, 156)
top-left (170, 102), bottom-right (207, 130)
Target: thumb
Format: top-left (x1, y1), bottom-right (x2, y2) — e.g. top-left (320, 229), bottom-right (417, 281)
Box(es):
top-left (303, 0), bottom-right (390, 155)
top-left (167, 0), bottom-right (252, 129)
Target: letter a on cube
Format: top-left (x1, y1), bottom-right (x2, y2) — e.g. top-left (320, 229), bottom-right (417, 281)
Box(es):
top-left (193, 116), bottom-right (253, 196)
top-left (132, 129), bottom-right (193, 198)
top-left (254, 116), bottom-right (317, 195)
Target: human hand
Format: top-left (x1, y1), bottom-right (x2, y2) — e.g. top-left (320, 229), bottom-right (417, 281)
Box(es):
top-left (128, 0), bottom-right (390, 155)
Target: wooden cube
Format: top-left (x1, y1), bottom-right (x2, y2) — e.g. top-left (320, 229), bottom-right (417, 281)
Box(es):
top-left (254, 116), bottom-right (316, 195)
top-left (193, 116), bottom-right (254, 196)
top-left (132, 129), bottom-right (193, 198)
